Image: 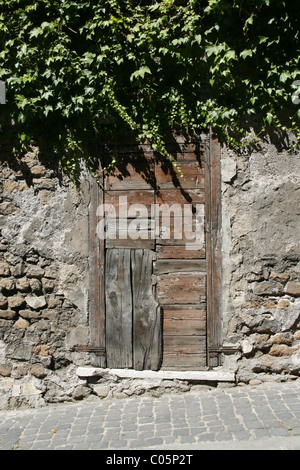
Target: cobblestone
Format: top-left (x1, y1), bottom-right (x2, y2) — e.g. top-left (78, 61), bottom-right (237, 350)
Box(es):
top-left (0, 381), bottom-right (300, 450)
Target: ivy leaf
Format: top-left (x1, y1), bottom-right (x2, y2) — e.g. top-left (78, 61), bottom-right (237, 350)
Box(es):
top-left (130, 66), bottom-right (152, 82)
top-left (84, 87), bottom-right (95, 95)
top-left (259, 36), bottom-right (268, 44)
top-left (266, 113), bottom-right (274, 125)
top-left (29, 27), bottom-right (42, 38)
top-left (240, 49), bottom-right (253, 59)
top-left (279, 72), bottom-right (290, 83)
top-left (224, 50), bottom-right (236, 61)
top-left (44, 105), bottom-right (53, 117)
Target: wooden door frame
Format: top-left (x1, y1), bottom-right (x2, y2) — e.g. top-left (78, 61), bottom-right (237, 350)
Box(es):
top-left (204, 132), bottom-right (222, 368)
top-left (88, 168), bottom-right (106, 367)
top-left (87, 130), bottom-right (223, 369)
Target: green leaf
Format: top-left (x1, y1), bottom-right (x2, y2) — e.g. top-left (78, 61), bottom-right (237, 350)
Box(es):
top-left (240, 49), bottom-right (253, 59)
top-left (130, 66), bottom-right (152, 82)
top-left (259, 36), bottom-right (268, 44)
top-left (279, 72), bottom-right (290, 83)
top-left (44, 105), bottom-right (53, 117)
top-left (266, 113), bottom-right (273, 125)
top-left (244, 13), bottom-right (254, 31)
top-left (224, 50), bottom-right (236, 61)
top-left (84, 87), bottom-right (95, 95)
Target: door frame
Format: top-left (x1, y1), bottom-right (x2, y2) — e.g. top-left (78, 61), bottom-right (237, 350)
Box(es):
top-left (87, 130), bottom-right (222, 369)
top-left (204, 133), bottom-right (222, 368)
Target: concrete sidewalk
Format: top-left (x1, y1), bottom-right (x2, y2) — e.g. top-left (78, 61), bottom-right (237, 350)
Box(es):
top-left (0, 380), bottom-right (300, 450)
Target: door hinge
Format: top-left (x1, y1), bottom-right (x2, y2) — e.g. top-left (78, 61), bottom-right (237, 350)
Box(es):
top-left (73, 345), bottom-right (106, 356)
top-left (209, 346), bottom-right (241, 354)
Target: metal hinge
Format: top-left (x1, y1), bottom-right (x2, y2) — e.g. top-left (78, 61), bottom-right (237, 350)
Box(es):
top-left (73, 345), bottom-right (106, 356)
top-left (209, 346), bottom-right (241, 354)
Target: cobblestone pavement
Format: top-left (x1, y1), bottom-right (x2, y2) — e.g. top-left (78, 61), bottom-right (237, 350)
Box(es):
top-left (0, 381), bottom-right (300, 451)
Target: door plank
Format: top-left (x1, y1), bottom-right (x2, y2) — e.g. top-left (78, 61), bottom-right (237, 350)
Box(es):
top-left (154, 259), bottom-right (206, 274)
top-left (163, 335), bottom-right (206, 354)
top-left (162, 354), bottom-right (207, 369)
top-left (163, 304), bottom-right (206, 319)
top-left (105, 249), bottom-right (133, 368)
top-left (155, 189), bottom-right (205, 206)
top-left (105, 162), bottom-right (155, 190)
top-left (104, 190), bottom-right (154, 214)
top-left (155, 162), bottom-right (205, 189)
top-left (164, 318), bottom-right (206, 336)
top-left (156, 273), bottom-right (206, 304)
top-left (131, 249), bottom-right (162, 371)
top-left (156, 245), bottom-right (206, 260)
top-left (106, 238), bottom-right (155, 249)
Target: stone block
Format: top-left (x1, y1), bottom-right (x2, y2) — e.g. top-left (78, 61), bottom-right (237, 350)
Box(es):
top-left (40, 309), bottom-right (58, 320)
top-left (29, 278), bottom-right (42, 293)
top-left (26, 266), bottom-right (45, 278)
top-left (252, 281), bottom-right (276, 296)
top-left (10, 262), bottom-right (25, 277)
top-left (30, 364), bottom-right (47, 378)
top-left (4, 180), bottom-right (29, 193)
top-left (270, 271), bottom-right (290, 283)
top-left (32, 320), bottom-right (48, 330)
top-left (72, 384), bottom-right (90, 400)
top-left (0, 364), bottom-right (12, 377)
top-left (285, 281), bottom-right (300, 296)
top-left (10, 342), bottom-right (33, 360)
top-left (269, 344), bottom-right (295, 357)
top-left (44, 267), bottom-right (58, 279)
top-left (30, 165), bottom-right (47, 177)
top-left (0, 262), bottom-right (10, 276)
top-left (269, 332), bottom-right (293, 346)
top-left (13, 318), bottom-right (29, 330)
top-left (25, 295), bottom-right (47, 310)
top-left (92, 384), bottom-right (110, 398)
top-left (41, 278), bottom-right (55, 292)
top-left (8, 296), bottom-right (26, 309)
top-left (0, 310), bottom-right (16, 320)
top-left (19, 309), bottom-right (40, 319)
top-left (47, 298), bottom-right (62, 309)
top-left (277, 299), bottom-right (291, 309)
top-left (15, 277), bottom-right (30, 292)
top-left (32, 178), bottom-right (55, 190)
top-left (0, 201), bottom-right (18, 215)
top-left (0, 279), bottom-right (15, 292)
top-left (0, 294), bottom-right (8, 309)
top-left (33, 344), bottom-right (55, 356)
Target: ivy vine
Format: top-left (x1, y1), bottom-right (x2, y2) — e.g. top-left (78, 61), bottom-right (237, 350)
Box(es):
top-left (0, 0), bottom-right (299, 183)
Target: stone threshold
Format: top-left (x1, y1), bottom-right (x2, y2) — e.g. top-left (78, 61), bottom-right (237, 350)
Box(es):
top-left (76, 367), bottom-right (236, 382)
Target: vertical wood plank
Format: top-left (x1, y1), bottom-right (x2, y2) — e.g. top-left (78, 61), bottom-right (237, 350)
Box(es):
top-left (88, 172), bottom-right (106, 367)
top-left (205, 133), bottom-right (222, 367)
top-left (131, 249), bottom-right (162, 371)
top-left (105, 249), bottom-right (133, 368)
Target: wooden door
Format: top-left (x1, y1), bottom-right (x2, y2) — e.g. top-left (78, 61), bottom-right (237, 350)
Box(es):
top-left (88, 133), bottom-right (221, 370)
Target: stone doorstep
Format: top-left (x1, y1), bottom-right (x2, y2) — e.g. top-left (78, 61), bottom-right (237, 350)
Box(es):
top-left (76, 367), bottom-right (236, 383)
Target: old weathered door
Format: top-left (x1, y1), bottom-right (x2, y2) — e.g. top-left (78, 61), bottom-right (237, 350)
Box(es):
top-left (88, 133), bottom-right (221, 370)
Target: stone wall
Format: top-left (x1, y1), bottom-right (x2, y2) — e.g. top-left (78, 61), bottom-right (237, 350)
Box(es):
top-left (220, 134), bottom-right (300, 384)
top-left (0, 134), bottom-right (299, 410)
top-left (0, 147), bottom-right (92, 409)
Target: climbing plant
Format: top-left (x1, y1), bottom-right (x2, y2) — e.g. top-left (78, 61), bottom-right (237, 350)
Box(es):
top-left (0, 0), bottom-right (299, 182)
